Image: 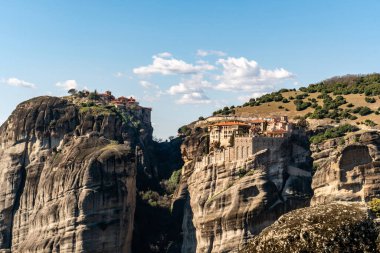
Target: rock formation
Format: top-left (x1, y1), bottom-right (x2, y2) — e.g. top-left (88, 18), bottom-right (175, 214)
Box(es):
top-left (174, 126), bottom-right (313, 253)
top-left (240, 129), bottom-right (380, 253)
top-left (0, 96), bottom-right (151, 253)
top-left (240, 202), bottom-right (379, 253)
top-left (311, 130), bottom-right (380, 205)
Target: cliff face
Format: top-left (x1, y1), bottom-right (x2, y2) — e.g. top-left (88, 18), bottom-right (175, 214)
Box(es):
top-left (239, 129), bottom-right (380, 252)
top-left (0, 96), bottom-right (151, 253)
top-left (175, 127), bottom-right (313, 253)
top-left (311, 130), bottom-right (380, 205)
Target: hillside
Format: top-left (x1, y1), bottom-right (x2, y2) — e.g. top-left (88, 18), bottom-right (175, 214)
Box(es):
top-left (213, 73), bottom-right (380, 129)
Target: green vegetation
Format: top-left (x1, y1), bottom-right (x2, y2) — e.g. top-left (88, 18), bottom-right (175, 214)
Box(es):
top-left (163, 169), bottom-right (182, 194)
top-left (363, 119), bottom-right (377, 127)
top-left (310, 124), bottom-right (359, 144)
top-left (88, 90), bottom-right (100, 100)
top-left (178, 125), bottom-right (192, 136)
top-left (213, 106), bottom-right (235, 115)
top-left (352, 106), bottom-right (373, 116)
top-left (365, 97), bottom-right (376, 103)
top-left (141, 190), bottom-right (160, 207)
top-left (368, 198), bottom-right (380, 217)
top-left (294, 99), bottom-right (311, 111)
top-left (302, 73), bottom-right (380, 95)
top-left (79, 103), bottom-right (115, 116)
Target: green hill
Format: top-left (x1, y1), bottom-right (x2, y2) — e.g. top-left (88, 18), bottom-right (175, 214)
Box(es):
top-left (213, 73), bottom-right (380, 128)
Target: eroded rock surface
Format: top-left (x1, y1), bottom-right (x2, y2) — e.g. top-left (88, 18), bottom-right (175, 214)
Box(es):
top-left (311, 130), bottom-right (380, 205)
top-left (0, 96), bottom-right (150, 253)
top-left (240, 202), bottom-right (379, 253)
top-left (175, 127), bottom-right (313, 253)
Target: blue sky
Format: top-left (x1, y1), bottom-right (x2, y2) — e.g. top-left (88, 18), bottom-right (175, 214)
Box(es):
top-left (1, 1), bottom-right (380, 138)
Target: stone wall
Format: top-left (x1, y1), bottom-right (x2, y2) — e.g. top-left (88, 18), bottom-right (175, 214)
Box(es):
top-left (252, 136), bottom-right (286, 154)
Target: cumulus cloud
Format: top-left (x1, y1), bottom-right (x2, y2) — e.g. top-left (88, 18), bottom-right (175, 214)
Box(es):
top-left (133, 54), bottom-right (215, 75)
top-left (133, 52), bottom-right (297, 105)
top-left (166, 74), bottom-right (213, 104)
top-left (177, 91), bottom-right (211, 104)
top-left (197, 49), bottom-right (226, 57)
top-left (1, 77), bottom-right (36, 88)
top-left (167, 74), bottom-right (212, 95)
top-left (215, 57), bottom-right (294, 92)
top-left (55, 80), bottom-right (78, 90)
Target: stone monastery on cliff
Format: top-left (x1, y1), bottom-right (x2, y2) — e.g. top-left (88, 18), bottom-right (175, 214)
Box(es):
top-left (196, 116), bottom-right (292, 168)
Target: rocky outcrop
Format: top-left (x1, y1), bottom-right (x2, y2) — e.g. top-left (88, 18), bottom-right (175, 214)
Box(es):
top-left (175, 127), bottom-right (313, 253)
top-left (0, 96), bottom-right (151, 253)
top-left (311, 130), bottom-right (380, 205)
top-left (240, 202), bottom-right (379, 253)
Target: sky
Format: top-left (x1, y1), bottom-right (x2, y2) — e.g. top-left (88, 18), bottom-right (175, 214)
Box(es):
top-left (1, 1), bottom-right (380, 138)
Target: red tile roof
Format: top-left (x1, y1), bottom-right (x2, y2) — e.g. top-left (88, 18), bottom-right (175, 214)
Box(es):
top-left (250, 119), bottom-right (266, 123)
top-left (212, 121), bottom-right (250, 127)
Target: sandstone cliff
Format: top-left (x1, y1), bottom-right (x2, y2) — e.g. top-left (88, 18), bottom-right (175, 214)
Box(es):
top-left (311, 130), bottom-right (380, 205)
top-left (0, 96), bottom-right (151, 253)
top-left (174, 125), bottom-right (313, 253)
top-left (240, 129), bottom-right (380, 253)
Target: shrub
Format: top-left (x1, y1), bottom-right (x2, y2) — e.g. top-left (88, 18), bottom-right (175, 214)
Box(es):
top-left (346, 103), bottom-right (354, 108)
top-left (294, 99), bottom-right (311, 111)
top-left (363, 119), bottom-right (377, 127)
top-left (368, 198), bottom-right (380, 217)
top-left (164, 169), bottom-right (182, 194)
top-left (365, 97), bottom-right (376, 103)
top-left (310, 124), bottom-right (359, 144)
top-left (359, 106), bottom-right (373, 116)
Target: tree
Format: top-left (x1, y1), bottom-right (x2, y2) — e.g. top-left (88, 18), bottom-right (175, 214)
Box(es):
top-left (68, 88), bottom-right (77, 95)
top-left (88, 90), bottom-right (99, 100)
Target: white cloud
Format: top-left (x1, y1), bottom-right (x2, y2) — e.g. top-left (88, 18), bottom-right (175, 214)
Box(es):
top-left (140, 80), bottom-right (159, 89)
top-left (177, 91), bottom-right (211, 104)
top-left (167, 74), bottom-right (212, 95)
top-left (167, 83), bottom-right (191, 95)
top-left (197, 49), bottom-right (226, 57)
top-left (133, 54), bottom-right (215, 75)
top-left (156, 52), bottom-right (172, 58)
top-left (1, 77), bottom-right (36, 88)
top-left (55, 80), bottom-right (78, 90)
top-left (215, 57), bottom-right (294, 92)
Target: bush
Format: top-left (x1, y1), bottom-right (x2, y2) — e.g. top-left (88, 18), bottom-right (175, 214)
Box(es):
top-left (294, 99), bottom-right (311, 111)
top-left (310, 124), bottom-right (359, 144)
top-left (368, 198), bottom-right (380, 217)
top-left (347, 103), bottom-right (354, 108)
top-left (164, 169), bottom-right (182, 194)
top-left (365, 97), bottom-right (376, 103)
top-left (359, 106), bottom-right (373, 116)
top-left (363, 119), bottom-right (377, 127)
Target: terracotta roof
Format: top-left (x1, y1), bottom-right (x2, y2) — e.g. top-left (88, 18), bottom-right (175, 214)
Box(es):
top-left (250, 119), bottom-right (266, 123)
top-left (212, 121), bottom-right (250, 127)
